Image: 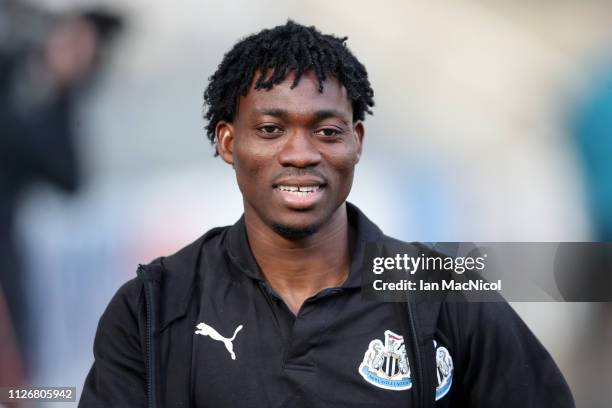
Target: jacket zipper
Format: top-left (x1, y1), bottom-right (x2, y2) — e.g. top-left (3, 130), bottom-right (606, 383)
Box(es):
top-left (140, 265), bottom-right (158, 408)
top-left (406, 299), bottom-right (425, 408)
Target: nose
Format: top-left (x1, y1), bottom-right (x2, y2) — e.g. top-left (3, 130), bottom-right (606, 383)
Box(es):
top-left (277, 130), bottom-right (322, 168)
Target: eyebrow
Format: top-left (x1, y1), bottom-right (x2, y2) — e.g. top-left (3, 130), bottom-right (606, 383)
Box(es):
top-left (255, 108), bottom-right (350, 124)
top-left (256, 108), bottom-right (288, 118)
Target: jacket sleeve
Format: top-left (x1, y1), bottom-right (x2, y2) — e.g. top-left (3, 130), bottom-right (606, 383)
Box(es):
top-left (451, 301), bottom-right (575, 408)
top-left (79, 278), bottom-right (148, 407)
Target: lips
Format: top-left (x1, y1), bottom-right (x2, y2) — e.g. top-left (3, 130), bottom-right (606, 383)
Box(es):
top-left (276, 185), bottom-right (321, 195)
top-left (273, 180), bottom-right (326, 209)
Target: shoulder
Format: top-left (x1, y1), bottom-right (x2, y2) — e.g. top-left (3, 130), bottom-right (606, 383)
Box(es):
top-left (161, 225), bottom-right (231, 270)
top-left (101, 277), bottom-right (145, 325)
top-left (90, 276), bottom-right (146, 361)
top-left (140, 224), bottom-right (232, 283)
top-left (99, 225), bottom-right (233, 328)
top-left (137, 224), bottom-right (235, 327)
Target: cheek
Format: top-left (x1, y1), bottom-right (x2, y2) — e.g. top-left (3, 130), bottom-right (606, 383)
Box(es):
top-left (233, 143), bottom-right (273, 193)
top-left (324, 145), bottom-right (360, 178)
top-left (321, 148), bottom-right (358, 205)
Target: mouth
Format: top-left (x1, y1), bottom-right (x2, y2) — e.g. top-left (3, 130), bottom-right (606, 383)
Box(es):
top-left (273, 183), bottom-right (326, 209)
top-left (275, 185), bottom-right (322, 196)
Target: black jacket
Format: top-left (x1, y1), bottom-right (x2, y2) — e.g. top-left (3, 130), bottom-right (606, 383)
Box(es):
top-left (79, 203), bottom-right (575, 408)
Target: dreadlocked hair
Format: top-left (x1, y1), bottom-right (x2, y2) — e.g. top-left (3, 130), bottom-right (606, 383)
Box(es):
top-left (203, 20), bottom-right (375, 155)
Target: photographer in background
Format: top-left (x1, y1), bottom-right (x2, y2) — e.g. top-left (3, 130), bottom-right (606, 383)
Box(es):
top-left (0, 0), bottom-right (122, 381)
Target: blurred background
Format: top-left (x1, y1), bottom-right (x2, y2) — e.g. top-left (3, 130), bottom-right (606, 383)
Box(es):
top-left (1, 0), bottom-right (611, 406)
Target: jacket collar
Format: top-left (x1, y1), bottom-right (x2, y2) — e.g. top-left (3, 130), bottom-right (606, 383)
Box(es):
top-left (224, 201), bottom-right (385, 289)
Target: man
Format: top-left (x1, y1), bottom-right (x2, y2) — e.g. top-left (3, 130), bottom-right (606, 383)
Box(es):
top-left (0, 2), bottom-right (122, 376)
top-left (80, 21), bottom-right (574, 407)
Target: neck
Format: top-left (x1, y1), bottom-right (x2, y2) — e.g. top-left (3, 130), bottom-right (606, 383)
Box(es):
top-left (245, 203), bottom-right (354, 315)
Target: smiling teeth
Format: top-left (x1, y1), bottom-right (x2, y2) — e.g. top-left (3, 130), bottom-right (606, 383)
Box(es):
top-left (277, 185), bottom-right (320, 194)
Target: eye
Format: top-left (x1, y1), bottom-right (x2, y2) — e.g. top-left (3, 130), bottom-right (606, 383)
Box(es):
top-left (257, 125), bottom-right (283, 135)
top-left (315, 127), bottom-right (342, 137)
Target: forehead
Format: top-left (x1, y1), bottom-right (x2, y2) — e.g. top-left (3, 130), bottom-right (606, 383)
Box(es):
top-left (236, 70), bottom-right (353, 120)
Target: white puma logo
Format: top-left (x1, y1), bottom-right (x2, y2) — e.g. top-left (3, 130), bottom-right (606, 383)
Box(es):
top-left (194, 322), bottom-right (243, 360)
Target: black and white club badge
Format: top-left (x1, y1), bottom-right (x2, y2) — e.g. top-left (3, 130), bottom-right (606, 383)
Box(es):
top-left (358, 331), bottom-right (454, 400)
top-left (433, 340), bottom-right (453, 400)
top-left (358, 330), bottom-right (412, 391)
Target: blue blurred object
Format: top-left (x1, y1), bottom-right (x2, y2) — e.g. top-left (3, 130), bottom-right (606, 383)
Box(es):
top-left (573, 59), bottom-right (612, 241)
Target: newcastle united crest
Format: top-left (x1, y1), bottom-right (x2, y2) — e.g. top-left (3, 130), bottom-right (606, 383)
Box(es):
top-left (358, 331), bottom-right (454, 400)
top-left (434, 340), bottom-right (453, 401)
top-left (358, 330), bottom-right (412, 391)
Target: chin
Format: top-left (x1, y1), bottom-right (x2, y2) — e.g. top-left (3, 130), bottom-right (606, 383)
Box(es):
top-left (271, 222), bottom-right (320, 239)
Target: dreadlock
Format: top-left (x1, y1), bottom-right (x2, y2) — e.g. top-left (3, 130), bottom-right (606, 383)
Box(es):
top-left (203, 20), bottom-right (374, 155)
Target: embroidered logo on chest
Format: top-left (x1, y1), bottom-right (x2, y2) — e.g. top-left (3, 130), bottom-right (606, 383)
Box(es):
top-left (433, 340), bottom-right (453, 401)
top-left (358, 331), bottom-right (454, 400)
top-left (194, 322), bottom-right (243, 360)
top-left (358, 330), bottom-right (412, 390)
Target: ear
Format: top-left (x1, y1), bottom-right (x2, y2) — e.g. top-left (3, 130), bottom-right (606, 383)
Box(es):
top-left (216, 121), bottom-right (235, 166)
top-left (353, 121), bottom-right (364, 164)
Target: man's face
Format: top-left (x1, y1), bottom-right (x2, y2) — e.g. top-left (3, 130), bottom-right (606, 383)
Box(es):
top-left (216, 71), bottom-right (364, 238)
